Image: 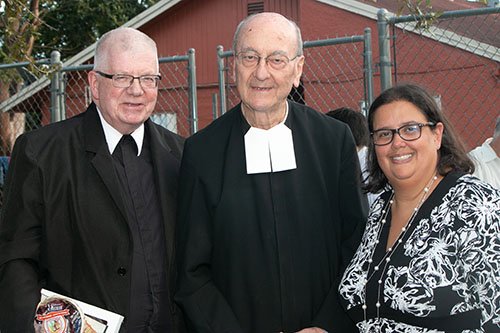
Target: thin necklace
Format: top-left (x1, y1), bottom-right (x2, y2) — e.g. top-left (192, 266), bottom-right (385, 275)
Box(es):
top-left (362, 172), bottom-right (439, 325)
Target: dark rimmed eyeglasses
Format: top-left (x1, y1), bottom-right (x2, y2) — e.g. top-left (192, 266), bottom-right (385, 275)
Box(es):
top-left (371, 122), bottom-right (436, 146)
top-left (95, 71), bottom-right (161, 89)
top-left (235, 51), bottom-right (299, 70)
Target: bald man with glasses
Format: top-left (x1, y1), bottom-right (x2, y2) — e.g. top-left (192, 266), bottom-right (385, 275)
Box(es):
top-left (175, 13), bottom-right (367, 333)
top-left (0, 27), bottom-right (186, 333)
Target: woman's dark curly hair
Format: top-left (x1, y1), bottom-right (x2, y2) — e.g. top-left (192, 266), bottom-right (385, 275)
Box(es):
top-left (364, 84), bottom-right (474, 194)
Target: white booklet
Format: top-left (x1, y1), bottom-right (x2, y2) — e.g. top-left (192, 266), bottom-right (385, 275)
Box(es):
top-left (40, 289), bottom-right (124, 333)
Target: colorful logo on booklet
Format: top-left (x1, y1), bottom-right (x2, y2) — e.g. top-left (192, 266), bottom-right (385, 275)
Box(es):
top-left (34, 297), bottom-right (84, 333)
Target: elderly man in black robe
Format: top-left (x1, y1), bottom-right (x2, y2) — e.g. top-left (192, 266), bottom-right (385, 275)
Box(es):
top-left (175, 12), bottom-right (367, 333)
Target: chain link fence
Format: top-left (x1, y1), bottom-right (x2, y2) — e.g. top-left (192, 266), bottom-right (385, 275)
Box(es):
top-left (217, 28), bottom-right (374, 117)
top-left (378, 6), bottom-right (500, 150)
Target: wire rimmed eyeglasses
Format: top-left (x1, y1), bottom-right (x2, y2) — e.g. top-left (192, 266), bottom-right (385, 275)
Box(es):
top-left (235, 51), bottom-right (299, 70)
top-left (371, 122), bottom-right (436, 146)
top-left (95, 71), bottom-right (161, 89)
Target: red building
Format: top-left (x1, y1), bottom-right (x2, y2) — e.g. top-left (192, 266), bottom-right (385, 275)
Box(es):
top-left (2, 0), bottom-right (499, 149)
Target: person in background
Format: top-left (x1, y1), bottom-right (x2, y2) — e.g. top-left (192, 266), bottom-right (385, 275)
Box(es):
top-left (0, 27), bottom-right (185, 333)
top-left (339, 84), bottom-right (500, 332)
top-left (468, 114), bottom-right (500, 189)
top-left (175, 12), bottom-right (367, 333)
top-left (326, 107), bottom-right (378, 206)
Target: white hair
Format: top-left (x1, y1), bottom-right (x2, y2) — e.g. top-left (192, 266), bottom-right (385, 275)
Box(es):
top-left (494, 115), bottom-right (500, 139)
top-left (93, 27), bottom-right (158, 72)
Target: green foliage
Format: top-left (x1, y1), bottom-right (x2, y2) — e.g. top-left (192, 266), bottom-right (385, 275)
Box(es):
top-left (0, 0), bottom-right (159, 64)
top-left (371, 0), bottom-right (488, 30)
top-left (0, 0), bottom-right (37, 63)
top-left (34, 0), bottom-right (159, 60)
top-left (398, 0), bottom-right (443, 30)
top-left (0, 0), bottom-right (41, 85)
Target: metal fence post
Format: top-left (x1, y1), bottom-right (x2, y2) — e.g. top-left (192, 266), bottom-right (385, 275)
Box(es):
top-left (188, 48), bottom-right (198, 134)
top-left (217, 45), bottom-right (227, 116)
top-left (59, 71), bottom-right (66, 121)
top-left (377, 9), bottom-right (392, 91)
top-left (50, 51), bottom-right (62, 123)
top-left (363, 27), bottom-right (374, 113)
top-left (212, 93), bottom-right (218, 120)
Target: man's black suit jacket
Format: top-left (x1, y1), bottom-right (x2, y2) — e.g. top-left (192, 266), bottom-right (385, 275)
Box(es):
top-left (0, 103), bottom-right (185, 332)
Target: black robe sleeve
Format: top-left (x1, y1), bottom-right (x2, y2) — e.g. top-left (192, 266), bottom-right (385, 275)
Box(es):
top-left (0, 134), bottom-right (43, 333)
top-left (175, 139), bottom-right (244, 333)
top-left (311, 123), bottom-right (368, 331)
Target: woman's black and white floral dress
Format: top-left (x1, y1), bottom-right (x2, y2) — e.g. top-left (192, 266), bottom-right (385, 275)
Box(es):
top-left (339, 172), bottom-right (500, 332)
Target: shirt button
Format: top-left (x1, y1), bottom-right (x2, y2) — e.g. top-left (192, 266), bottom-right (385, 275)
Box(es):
top-left (117, 267), bottom-right (127, 276)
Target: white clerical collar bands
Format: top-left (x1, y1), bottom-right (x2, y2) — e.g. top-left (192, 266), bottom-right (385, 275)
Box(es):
top-left (244, 103), bottom-right (297, 174)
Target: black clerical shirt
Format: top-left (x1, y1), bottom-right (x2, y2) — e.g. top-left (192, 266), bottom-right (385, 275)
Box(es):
top-left (112, 132), bottom-right (171, 332)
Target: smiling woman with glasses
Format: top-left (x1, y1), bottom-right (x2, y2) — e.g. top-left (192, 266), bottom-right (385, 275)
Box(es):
top-left (371, 122), bottom-right (436, 146)
top-left (339, 84), bottom-right (500, 332)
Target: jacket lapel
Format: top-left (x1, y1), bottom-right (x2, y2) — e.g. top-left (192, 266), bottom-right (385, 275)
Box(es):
top-left (83, 103), bottom-right (128, 221)
top-left (147, 120), bottom-right (179, 262)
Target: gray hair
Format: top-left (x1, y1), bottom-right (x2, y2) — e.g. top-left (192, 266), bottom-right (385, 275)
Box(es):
top-left (494, 115), bottom-right (500, 139)
top-left (232, 13), bottom-right (303, 57)
top-left (94, 27), bottom-right (158, 71)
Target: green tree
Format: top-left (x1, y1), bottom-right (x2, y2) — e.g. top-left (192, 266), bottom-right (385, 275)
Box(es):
top-left (0, 0), bottom-right (42, 155)
top-left (0, 0), bottom-right (41, 64)
top-left (34, 0), bottom-right (159, 60)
